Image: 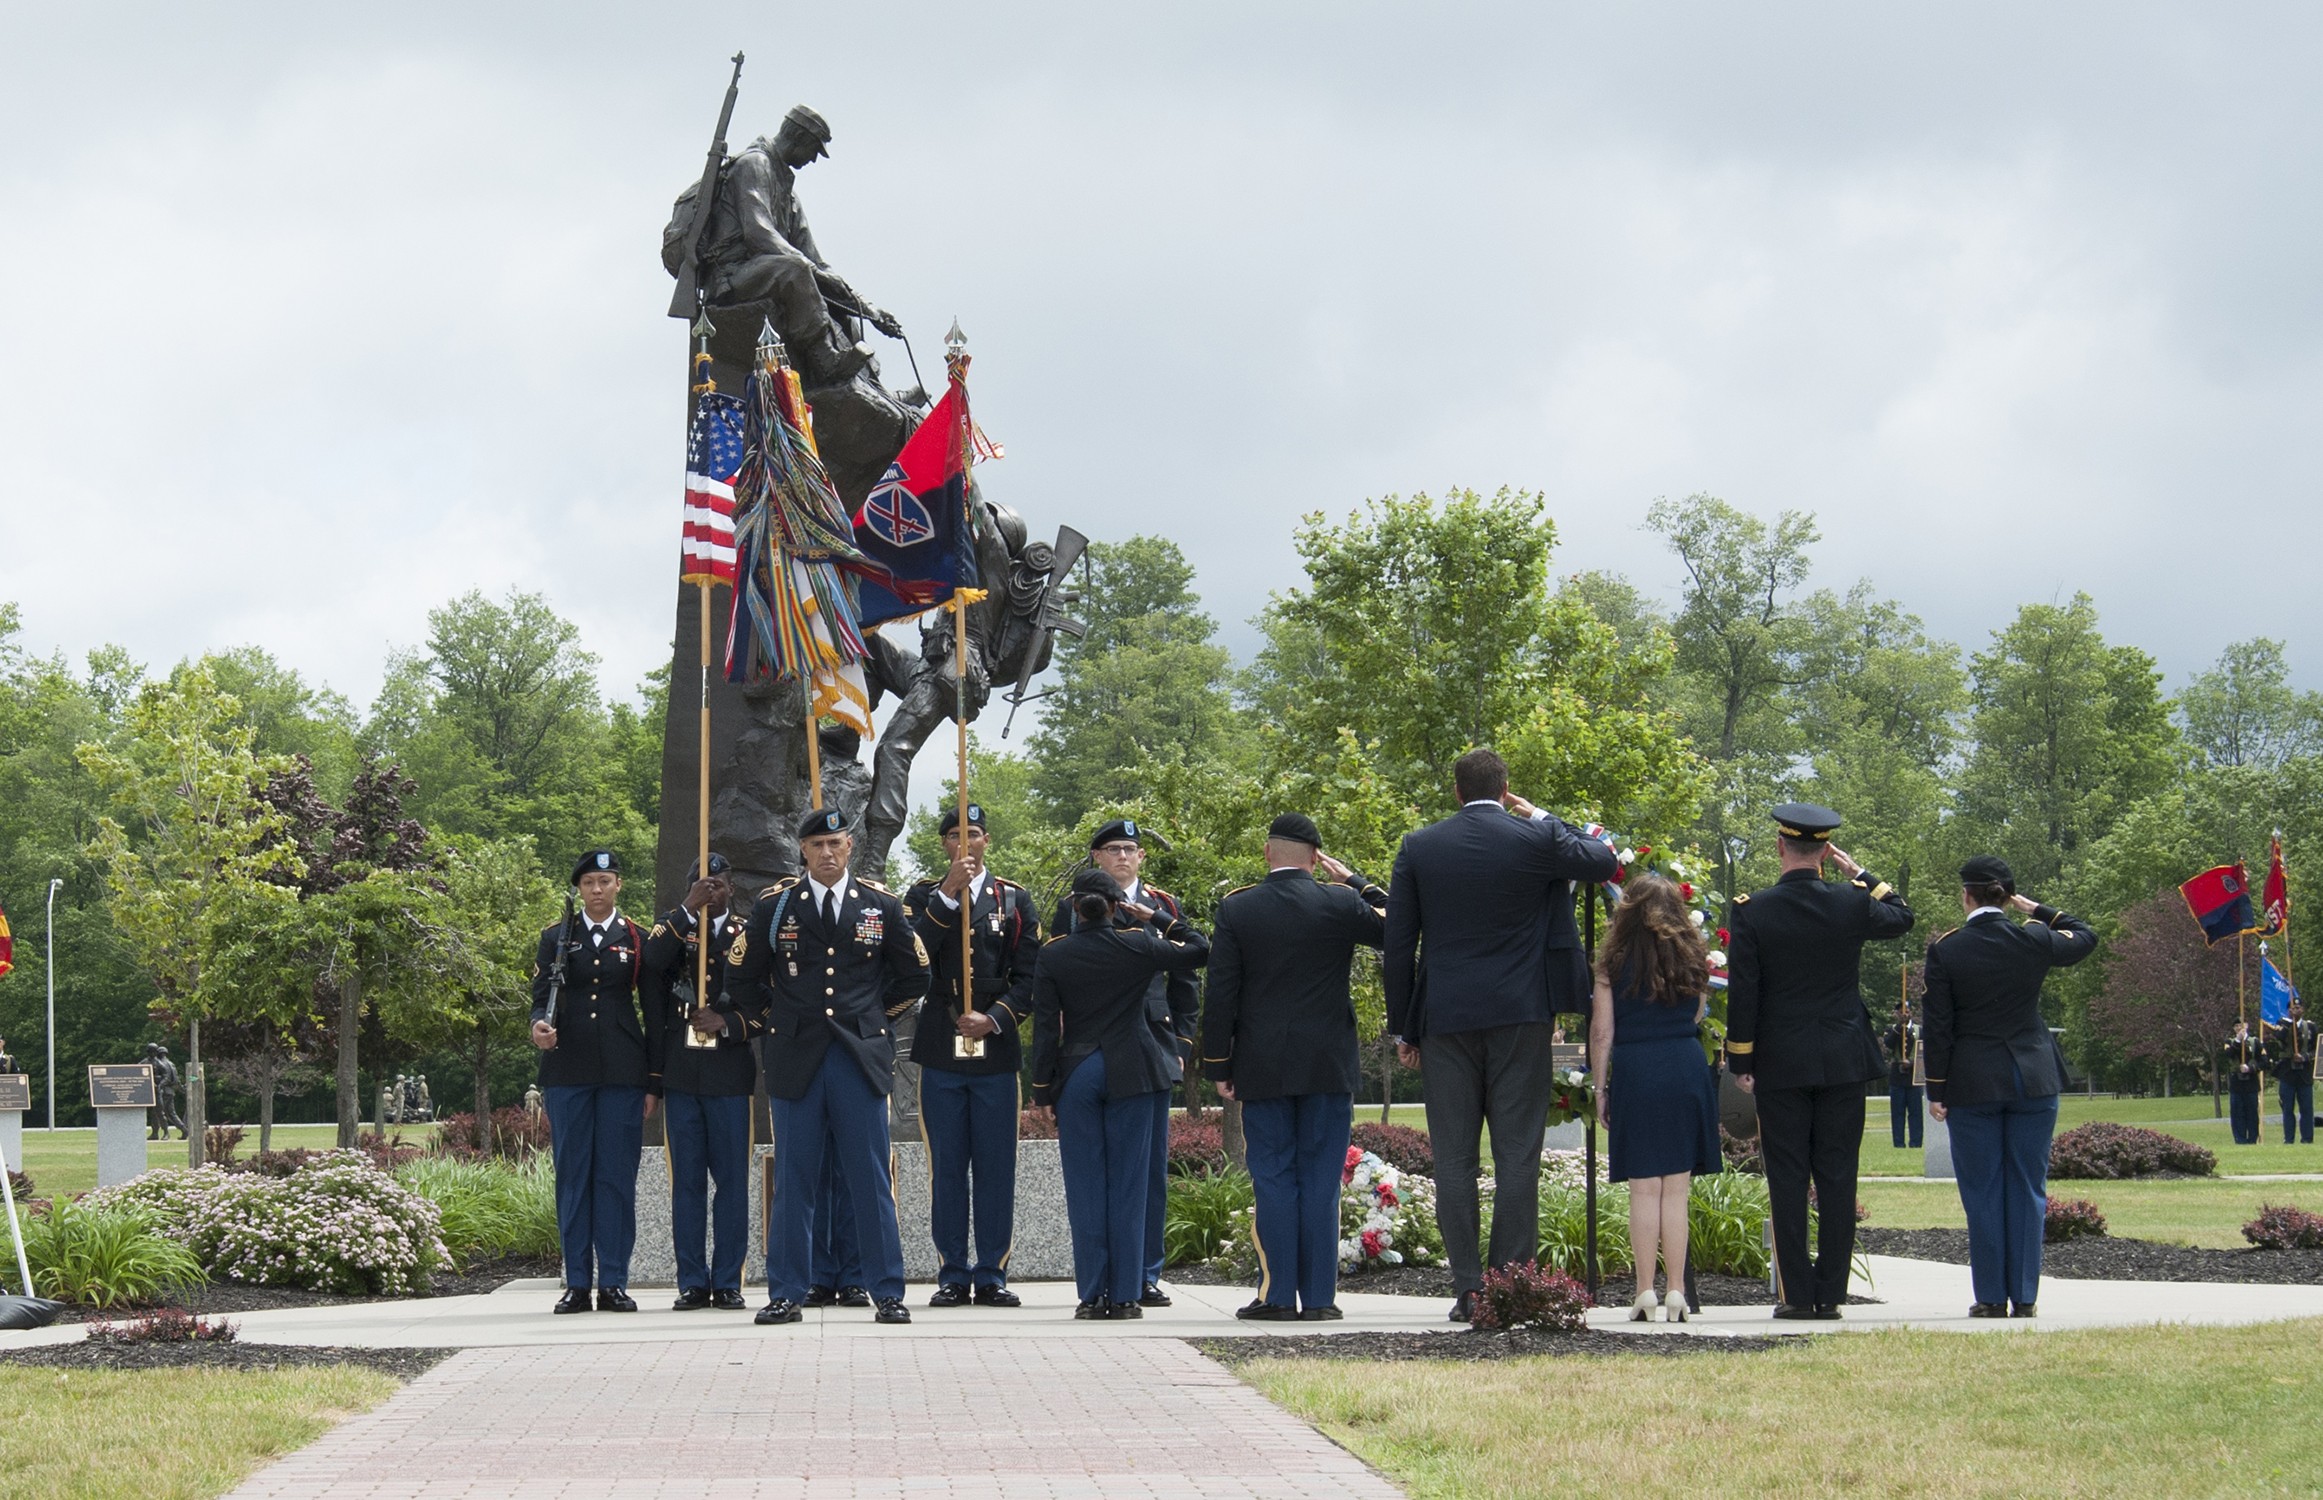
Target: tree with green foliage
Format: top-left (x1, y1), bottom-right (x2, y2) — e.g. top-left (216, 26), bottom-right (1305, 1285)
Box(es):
top-left (903, 737), bottom-right (1055, 886)
top-left (2177, 638), bottom-right (2323, 770)
top-left (423, 834), bottom-right (559, 1128)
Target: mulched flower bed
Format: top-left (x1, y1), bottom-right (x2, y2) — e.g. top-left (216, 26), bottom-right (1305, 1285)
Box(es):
top-left (1176, 1262), bottom-right (1875, 1305)
top-left (1195, 1327), bottom-right (1786, 1365)
top-left (44, 1253), bottom-right (558, 1325)
top-left (1858, 1227), bottom-right (2323, 1285)
top-left (0, 1342), bottom-right (454, 1378)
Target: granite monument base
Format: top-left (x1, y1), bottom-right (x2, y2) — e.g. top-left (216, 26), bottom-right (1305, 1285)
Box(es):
top-left (1923, 1114), bottom-right (1955, 1179)
top-left (0, 1111), bottom-right (19, 1175)
top-left (95, 1108), bottom-right (145, 1187)
top-left (626, 1137), bottom-right (1074, 1287)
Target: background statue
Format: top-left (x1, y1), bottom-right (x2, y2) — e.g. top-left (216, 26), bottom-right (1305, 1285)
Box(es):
top-left (142, 1042), bottom-right (184, 1141)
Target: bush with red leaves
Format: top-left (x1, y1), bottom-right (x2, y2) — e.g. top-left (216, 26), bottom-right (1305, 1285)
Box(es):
top-left (1349, 1122), bottom-right (1434, 1178)
top-left (2044, 1197), bottom-right (2108, 1243)
top-left (2243, 1203), bottom-right (2323, 1250)
top-left (87, 1306), bottom-right (238, 1344)
top-left (1168, 1117), bottom-right (1227, 1177)
top-left (433, 1107), bottom-right (553, 1161)
top-left (1468, 1262), bottom-right (1592, 1333)
top-left (2049, 1122), bottom-right (2217, 1180)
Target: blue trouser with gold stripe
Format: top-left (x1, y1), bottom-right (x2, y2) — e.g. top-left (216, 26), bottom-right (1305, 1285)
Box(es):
top-left (1243, 1092), bottom-right (1351, 1312)
top-left (1058, 1053), bottom-right (1158, 1307)
top-left (543, 1084), bottom-right (643, 1290)
top-left (768, 1052), bottom-right (904, 1303)
top-left (920, 1067), bottom-right (1019, 1288)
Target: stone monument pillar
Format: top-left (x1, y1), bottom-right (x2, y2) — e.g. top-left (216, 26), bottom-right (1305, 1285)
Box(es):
top-left (89, 1064), bottom-right (156, 1187)
top-left (0, 1071), bottom-right (27, 1176)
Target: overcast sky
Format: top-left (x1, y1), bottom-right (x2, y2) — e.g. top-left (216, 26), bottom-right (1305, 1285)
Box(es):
top-left (5, 3), bottom-right (2320, 763)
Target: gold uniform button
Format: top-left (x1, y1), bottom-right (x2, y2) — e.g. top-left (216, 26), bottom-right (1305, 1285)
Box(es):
top-left (825, 1007), bottom-right (835, 1016)
top-left (826, 967), bottom-right (836, 976)
top-left (827, 946), bottom-right (836, 955)
top-left (825, 987), bottom-right (835, 996)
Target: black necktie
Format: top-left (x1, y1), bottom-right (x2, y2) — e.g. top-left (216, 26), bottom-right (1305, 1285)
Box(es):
top-left (821, 890), bottom-right (836, 928)
top-left (591, 924), bottom-right (605, 946)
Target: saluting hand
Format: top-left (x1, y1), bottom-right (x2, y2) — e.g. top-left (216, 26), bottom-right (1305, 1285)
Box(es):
top-left (1119, 898), bottom-right (1156, 924)
top-left (1827, 845), bottom-right (1864, 879)
top-left (2007, 893), bottom-right (2041, 916)
top-left (1316, 852), bottom-right (1356, 885)
top-left (1500, 791), bottom-right (1539, 818)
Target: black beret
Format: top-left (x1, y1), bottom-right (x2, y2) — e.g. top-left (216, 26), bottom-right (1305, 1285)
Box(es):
top-left (1090, 818), bottom-right (1141, 850)
top-left (939, 803), bottom-right (988, 836)
top-left (1959, 855), bottom-right (2014, 892)
top-left (684, 852), bottom-right (732, 883)
top-left (1268, 812), bottom-right (1321, 847)
top-left (797, 807), bottom-right (849, 840)
top-left (1071, 867), bottom-right (1123, 901)
top-left (1772, 802), bottom-right (1842, 840)
top-left (570, 849), bottom-right (620, 884)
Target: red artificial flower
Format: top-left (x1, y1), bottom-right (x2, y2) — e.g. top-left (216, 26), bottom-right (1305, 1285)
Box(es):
top-left (1343, 1145), bottom-right (1362, 1184)
top-left (1716, 927), bottom-right (1730, 945)
top-left (1609, 867), bottom-right (1627, 884)
top-left (1360, 1228), bottom-right (1385, 1258)
top-left (1637, 845), bottom-right (1652, 858)
top-left (1377, 1182), bottom-right (1400, 1208)
top-left (1680, 882), bottom-right (1695, 901)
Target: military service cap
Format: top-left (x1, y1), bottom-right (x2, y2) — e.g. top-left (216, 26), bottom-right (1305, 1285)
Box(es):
top-left (939, 803), bottom-right (987, 836)
top-left (1959, 855), bottom-right (2014, 893)
top-left (797, 807), bottom-right (849, 840)
top-left (684, 852), bottom-right (732, 884)
top-left (1091, 818), bottom-right (1141, 849)
top-left (784, 104), bottom-right (832, 158)
top-left (570, 849), bottom-right (620, 885)
top-left (1072, 867), bottom-right (1124, 902)
top-left (1772, 802), bottom-right (1842, 841)
top-left (1267, 812), bottom-right (1322, 847)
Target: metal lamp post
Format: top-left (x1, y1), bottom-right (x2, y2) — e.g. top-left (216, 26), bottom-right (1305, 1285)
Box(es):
top-left (44, 878), bottom-right (60, 1131)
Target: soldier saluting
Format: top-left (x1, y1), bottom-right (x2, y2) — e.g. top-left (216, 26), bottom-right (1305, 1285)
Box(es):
top-left (1723, 804), bottom-right (1914, 1321)
top-left (531, 850), bottom-right (653, 1315)
top-left (907, 803), bottom-right (1040, 1307)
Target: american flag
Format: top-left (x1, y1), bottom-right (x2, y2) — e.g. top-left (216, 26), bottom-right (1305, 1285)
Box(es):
top-left (680, 391), bottom-right (744, 585)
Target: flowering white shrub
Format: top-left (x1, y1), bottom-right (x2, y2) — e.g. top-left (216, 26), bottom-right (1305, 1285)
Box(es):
top-left (86, 1151), bottom-right (448, 1296)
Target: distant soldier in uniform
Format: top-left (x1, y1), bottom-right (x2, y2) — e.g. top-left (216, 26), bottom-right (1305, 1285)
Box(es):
top-left (1882, 1013), bottom-right (1923, 1149)
top-left (2224, 1021), bottom-right (2266, 1145)
top-left (1723, 804), bottom-right (1914, 1320)
top-left (907, 802), bottom-right (1039, 1308)
top-left (2266, 1000), bottom-right (2317, 1144)
top-left (1199, 813), bottom-right (1387, 1321)
top-left (531, 849), bottom-right (653, 1315)
top-left (1922, 856), bottom-right (2097, 1318)
top-left (1051, 819), bottom-right (1201, 1308)
top-left (732, 808), bottom-right (930, 1326)
top-left (0, 1036), bottom-right (16, 1075)
top-left (641, 852), bottom-right (759, 1311)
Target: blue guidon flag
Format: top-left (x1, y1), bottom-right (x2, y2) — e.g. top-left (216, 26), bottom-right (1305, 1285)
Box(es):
top-left (853, 383), bottom-right (978, 629)
top-left (2179, 862), bottom-right (2257, 946)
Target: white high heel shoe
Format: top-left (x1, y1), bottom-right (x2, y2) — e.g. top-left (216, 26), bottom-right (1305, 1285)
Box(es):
top-left (1663, 1295), bottom-right (1689, 1323)
top-left (1630, 1289), bottom-right (1658, 1322)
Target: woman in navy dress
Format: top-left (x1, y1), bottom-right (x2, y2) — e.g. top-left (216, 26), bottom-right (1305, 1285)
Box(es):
top-left (1589, 874), bottom-right (1721, 1322)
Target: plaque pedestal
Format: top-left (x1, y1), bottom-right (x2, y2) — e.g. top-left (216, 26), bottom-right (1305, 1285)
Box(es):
top-left (0, 1074), bottom-right (26, 1173)
top-left (95, 1109), bottom-right (145, 1187)
top-left (1922, 1115), bottom-right (1955, 1180)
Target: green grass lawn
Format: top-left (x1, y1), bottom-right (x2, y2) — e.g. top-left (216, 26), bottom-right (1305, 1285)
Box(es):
top-left (1247, 1317), bottom-right (2323, 1498)
top-left (1860, 1176), bottom-right (2323, 1249)
top-left (1862, 1092), bottom-right (2323, 1178)
top-left (0, 1363), bottom-right (399, 1499)
top-left (12, 1123), bottom-right (440, 1198)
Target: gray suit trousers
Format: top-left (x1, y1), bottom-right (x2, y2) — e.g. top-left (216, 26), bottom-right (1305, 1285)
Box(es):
top-left (1421, 1022), bottom-right (1556, 1292)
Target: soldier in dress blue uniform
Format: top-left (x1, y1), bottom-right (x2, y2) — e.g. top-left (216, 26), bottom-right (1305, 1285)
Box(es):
top-left (1722, 804), bottom-right (1914, 1320)
top-left (1028, 868), bottom-right (1210, 1318)
top-left (1199, 813), bottom-right (1386, 1321)
top-left (731, 807), bottom-right (931, 1326)
top-left (2264, 1001), bottom-right (2316, 1145)
top-left (1050, 819), bottom-right (1201, 1307)
top-left (530, 849), bottom-right (653, 1314)
top-left (2224, 1021), bottom-right (2266, 1145)
top-left (907, 802), bottom-right (1040, 1307)
top-left (640, 852), bottom-right (760, 1311)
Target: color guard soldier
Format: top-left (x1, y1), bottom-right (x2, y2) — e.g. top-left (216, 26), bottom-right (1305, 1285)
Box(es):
top-left (2266, 1000), bottom-right (2317, 1144)
top-left (732, 808), bottom-right (930, 1326)
top-left (1199, 813), bottom-right (1386, 1321)
top-left (531, 849), bottom-right (653, 1315)
top-left (907, 802), bottom-right (1040, 1307)
top-left (2224, 1021), bottom-right (2265, 1145)
top-left (1882, 1012), bottom-right (1924, 1149)
top-left (1052, 818), bottom-right (1200, 1308)
top-left (1723, 804), bottom-right (1914, 1320)
top-left (640, 852), bottom-right (759, 1311)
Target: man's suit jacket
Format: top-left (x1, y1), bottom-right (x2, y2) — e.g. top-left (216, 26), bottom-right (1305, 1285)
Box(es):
top-left (1199, 867), bottom-right (1387, 1100)
top-left (1920, 907), bottom-right (2096, 1107)
top-left (1382, 803), bottom-right (1619, 1039)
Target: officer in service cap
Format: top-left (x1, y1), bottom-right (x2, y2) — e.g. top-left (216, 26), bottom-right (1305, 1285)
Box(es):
top-left (729, 808), bottom-right (930, 1326)
top-left (530, 849), bottom-right (652, 1314)
top-left (1723, 804), bottom-right (1914, 1320)
top-left (905, 802), bottom-right (1041, 1307)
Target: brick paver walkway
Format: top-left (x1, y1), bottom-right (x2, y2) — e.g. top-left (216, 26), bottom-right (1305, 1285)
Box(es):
top-left (226, 1336), bottom-right (1402, 1499)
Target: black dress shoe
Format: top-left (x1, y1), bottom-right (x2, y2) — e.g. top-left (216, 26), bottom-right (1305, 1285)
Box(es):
top-left (1300, 1306), bottom-right (1344, 1321)
top-left (1140, 1283), bottom-right (1172, 1308)
top-left (874, 1297), bottom-right (912, 1325)
top-left (1812, 1304), bottom-right (1842, 1321)
top-left (804, 1285), bottom-right (837, 1307)
top-left (596, 1288), bottom-right (638, 1312)
top-left (1106, 1299), bottom-right (1144, 1320)
top-left (1449, 1290), bottom-right (1477, 1324)
top-left (837, 1285), bottom-right (872, 1308)
top-left (1236, 1300), bottom-right (1299, 1321)
top-left (973, 1285), bottom-right (1022, 1308)
top-left (553, 1287), bottom-right (592, 1315)
top-left (2009, 1302), bottom-right (2037, 1318)
top-left (712, 1289), bottom-right (748, 1311)
top-left (1968, 1302), bottom-right (2008, 1318)
top-left (1074, 1298), bottom-right (1108, 1320)
top-left (671, 1288), bottom-right (712, 1311)
top-left (1772, 1304), bottom-right (1821, 1321)
top-left (927, 1284), bottom-right (970, 1308)
top-left (755, 1298), bottom-right (802, 1325)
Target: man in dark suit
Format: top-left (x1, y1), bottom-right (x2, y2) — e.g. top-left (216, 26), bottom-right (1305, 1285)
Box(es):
top-left (1383, 747), bottom-right (1619, 1322)
top-left (2265, 1001), bottom-right (2316, 1145)
top-left (1723, 804), bottom-right (1914, 1320)
top-left (641, 852), bottom-right (760, 1311)
top-left (530, 849), bottom-right (654, 1315)
top-left (1200, 813), bottom-right (1388, 1321)
top-left (906, 802), bottom-right (1040, 1307)
top-left (729, 808), bottom-right (931, 1326)
top-left (1922, 855), bottom-right (2097, 1316)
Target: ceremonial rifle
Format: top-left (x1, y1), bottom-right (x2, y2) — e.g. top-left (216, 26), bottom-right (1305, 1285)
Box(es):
top-left (542, 892), bottom-right (578, 1039)
top-left (666, 53), bottom-right (747, 319)
top-left (998, 525), bottom-right (1090, 737)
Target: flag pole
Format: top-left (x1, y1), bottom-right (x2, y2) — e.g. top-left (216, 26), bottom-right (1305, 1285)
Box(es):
top-left (688, 312), bottom-right (718, 1047)
top-left (947, 321), bottom-right (982, 1062)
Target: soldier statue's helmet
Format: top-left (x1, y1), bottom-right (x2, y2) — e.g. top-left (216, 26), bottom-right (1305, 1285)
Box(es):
top-left (798, 807), bottom-right (849, 841)
top-left (1091, 818), bottom-right (1141, 850)
top-left (782, 104), bottom-right (832, 158)
top-left (684, 852), bottom-right (733, 884)
top-left (939, 803), bottom-right (988, 836)
top-left (571, 849), bottom-right (621, 885)
top-left (1771, 802), bottom-right (1841, 841)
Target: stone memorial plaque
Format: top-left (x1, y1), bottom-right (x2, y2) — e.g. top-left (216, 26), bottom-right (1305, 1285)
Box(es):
top-left (0, 1075), bottom-right (28, 1112)
top-left (89, 1064), bottom-right (156, 1109)
top-left (1551, 1043), bottom-right (1588, 1075)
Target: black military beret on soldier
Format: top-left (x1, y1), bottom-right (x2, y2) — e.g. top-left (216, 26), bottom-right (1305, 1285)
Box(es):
top-left (797, 807), bottom-right (849, 840)
top-left (1090, 818), bottom-right (1141, 849)
top-left (1771, 802), bottom-right (1842, 841)
top-left (938, 803), bottom-right (988, 836)
top-left (1071, 867), bottom-right (1124, 902)
top-left (1268, 812), bottom-right (1322, 847)
top-left (570, 849), bottom-right (620, 885)
top-left (684, 852), bottom-right (733, 884)
top-left (1959, 855), bottom-right (2015, 893)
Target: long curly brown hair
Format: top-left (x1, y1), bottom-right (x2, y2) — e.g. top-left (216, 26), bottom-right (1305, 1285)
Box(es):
top-left (1594, 874), bottom-right (1708, 1007)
